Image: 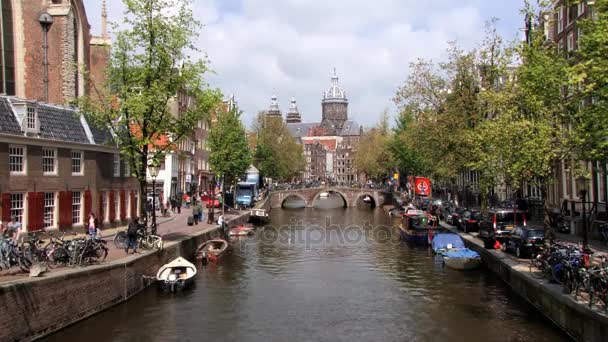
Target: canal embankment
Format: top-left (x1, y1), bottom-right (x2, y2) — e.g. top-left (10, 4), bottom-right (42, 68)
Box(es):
top-left (441, 222), bottom-right (608, 342)
top-left (0, 212), bottom-right (249, 342)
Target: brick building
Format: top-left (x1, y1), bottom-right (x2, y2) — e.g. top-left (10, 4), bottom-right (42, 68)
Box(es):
top-left (0, 0), bottom-right (138, 232)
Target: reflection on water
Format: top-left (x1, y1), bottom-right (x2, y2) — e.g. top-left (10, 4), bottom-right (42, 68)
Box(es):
top-left (44, 208), bottom-right (570, 342)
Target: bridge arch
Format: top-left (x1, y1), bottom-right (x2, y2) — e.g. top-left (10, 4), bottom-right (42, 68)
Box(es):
top-left (311, 189), bottom-right (348, 208)
top-left (355, 193), bottom-right (376, 208)
top-left (281, 194), bottom-right (307, 208)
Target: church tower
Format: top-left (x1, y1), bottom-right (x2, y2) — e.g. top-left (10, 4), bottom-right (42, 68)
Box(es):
top-left (321, 68), bottom-right (348, 135)
top-left (266, 94), bottom-right (283, 119)
top-left (286, 97), bottom-right (302, 123)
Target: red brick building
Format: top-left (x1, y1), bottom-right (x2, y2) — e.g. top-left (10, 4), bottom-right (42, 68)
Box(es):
top-left (0, 0), bottom-right (137, 232)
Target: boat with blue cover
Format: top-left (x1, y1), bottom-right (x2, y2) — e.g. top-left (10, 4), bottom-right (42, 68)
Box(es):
top-left (431, 233), bottom-right (465, 254)
top-left (431, 233), bottom-right (482, 270)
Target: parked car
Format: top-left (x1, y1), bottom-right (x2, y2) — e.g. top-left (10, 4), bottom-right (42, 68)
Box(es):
top-left (459, 210), bottom-right (481, 233)
top-left (478, 208), bottom-right (527, 248)
top-left (504, 226), bottom-right (545, 258)
top-left (447, 207), bottom-right (466, 226)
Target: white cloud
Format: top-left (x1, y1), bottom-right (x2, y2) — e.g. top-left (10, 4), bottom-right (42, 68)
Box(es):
top-left (85, 0), bottom-right (523, 127)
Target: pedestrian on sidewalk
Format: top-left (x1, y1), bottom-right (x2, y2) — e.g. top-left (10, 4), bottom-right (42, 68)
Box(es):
top-left (200, 200), bottom-right (206, 223)
top-left (207, 206), bottom-right (214, 224)
top-left (126, 217), bottom-right (139, 255)
top-left (170, 197), bottom-right (177, 213)
top-left (87, 213), bottom-right (99, 239)
top-left (192, 201), bottom-right (200, 225)
top-left (177, 197), bottom-right (182, 214)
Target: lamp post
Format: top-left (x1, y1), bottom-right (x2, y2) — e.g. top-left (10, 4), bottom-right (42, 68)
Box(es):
top-left (38, 12), bottom-right (53, 103)
top-left (576, 175), bottom-right (590, 251)
top-left (149, 162), bottom-right (159, 235)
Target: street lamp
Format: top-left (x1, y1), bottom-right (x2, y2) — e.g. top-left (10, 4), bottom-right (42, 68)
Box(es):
top-left (576, 175), bottom-right (590, 251)
top-left (149, 161), bottom-right (160, 235)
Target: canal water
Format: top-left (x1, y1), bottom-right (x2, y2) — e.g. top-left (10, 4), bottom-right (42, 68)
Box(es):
top-left (44, 206), bottom-right (570, 342)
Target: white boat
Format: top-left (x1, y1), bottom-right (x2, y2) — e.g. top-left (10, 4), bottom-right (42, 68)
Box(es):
top-left (196, 239), bottom-right (229, 264)
top-left (319, 192), bottom-right (329, 199)
top-left (229, 225), bottom-right (254, 236)
top-left (156, 257), bottom-right (197, 292)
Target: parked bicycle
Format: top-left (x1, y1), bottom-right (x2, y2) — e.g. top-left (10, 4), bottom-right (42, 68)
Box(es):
top-left (113, 223), bottom-right (162, 251)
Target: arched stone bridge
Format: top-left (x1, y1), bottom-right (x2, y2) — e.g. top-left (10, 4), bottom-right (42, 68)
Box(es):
top-left (268, 187), bottom-right (392, 209)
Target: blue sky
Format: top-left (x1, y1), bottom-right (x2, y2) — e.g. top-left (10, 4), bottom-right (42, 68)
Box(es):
top-left (84, 0), bottom-right (524, 128)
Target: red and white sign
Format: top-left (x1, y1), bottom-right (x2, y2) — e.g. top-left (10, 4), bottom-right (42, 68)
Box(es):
top-left (414, 177), bottom-right (431, 197)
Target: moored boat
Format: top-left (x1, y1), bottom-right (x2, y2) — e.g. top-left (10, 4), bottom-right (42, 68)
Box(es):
top-left (431, 233), bottom-right (465, 254)
top-left (229, 224), bottom-right (254, 236)
top-left (156, 257), bottom-right (197, 292)
top-left (443, 249), bottom-right (482, 271)
top-left (196, 239), bottom-right (228, 264)
top-left (398, 212), bottom-right (443, 245)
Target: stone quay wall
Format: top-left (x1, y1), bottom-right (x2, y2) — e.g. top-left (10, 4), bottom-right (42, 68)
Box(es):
top-left (453, 227), bottom-right (608, 342)
top-left (0, 213), bottom-right (249, 342)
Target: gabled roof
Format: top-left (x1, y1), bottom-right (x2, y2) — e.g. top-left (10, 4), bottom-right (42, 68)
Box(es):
top-left (0, 97), bottom-right (22, 135)
top-left (0, 95), bottom-right (116, 147)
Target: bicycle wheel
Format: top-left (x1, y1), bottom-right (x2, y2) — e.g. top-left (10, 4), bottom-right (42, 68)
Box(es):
top-left (95, 244), bottom-right (108, 262)
top-left (113, 231), bottom-right (128, 248)
top-left (18, 254), bottom-right (33, 272)
top-left (152, 236), bottom-right (163, 250)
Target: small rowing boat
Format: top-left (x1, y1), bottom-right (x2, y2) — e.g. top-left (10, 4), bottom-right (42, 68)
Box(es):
top-left (196, 239), bottom-right (228, 264)
top-left (156, 257), bottom-right (197, 292)
top-left (443, 249), bottom-right (482, 271)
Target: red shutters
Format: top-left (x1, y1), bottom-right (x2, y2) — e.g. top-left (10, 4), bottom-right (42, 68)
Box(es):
top-left (27, 192), bottom-right (44, 232)
top-left (120, 190), bottom-right (126, 221)
top-left (58, 191), bottom-right (72, 229)
top-left (109, 191), bottom-right (116, 222)
top-left (1, 193), bottom-right (10, 222)
top-left (83, 190), bottom-right (92, 225)
top-left (130, 191), bottom-right (136, 219)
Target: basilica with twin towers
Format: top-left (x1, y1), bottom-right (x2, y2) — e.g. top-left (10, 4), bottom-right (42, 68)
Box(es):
top-left (263, 69), bottom-right (362, 184)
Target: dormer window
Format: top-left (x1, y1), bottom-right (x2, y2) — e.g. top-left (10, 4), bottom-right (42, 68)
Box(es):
top-left (26, 106), bottom-right (36, 130)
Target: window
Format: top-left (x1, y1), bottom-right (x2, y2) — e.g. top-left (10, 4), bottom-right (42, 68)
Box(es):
top-left (0, 0), bottom-right (15, 95)
top-left (44, 192), bottom-right (55, 228)
top-left (72, 191), bottom-right (81, 224)
top-left (567, 31), bottom-right (575, 52)
top-left (42, 148), bottom-right (57, 175)
top-left (26, 106), bottom-right (36, 130)
top-left (71, 150), bottom-right (83, 175)
top-left (10, 193), bottom-right (23, 223)
top-left (113, 154), bottom-right (120, 177)
top-left (557, 6), bottom-right (564, 33)
top-left (577, 26), bottom-right (583, 41)
top-left (115, 191), bottom-right (120, 219)
top-left (101, 192), bottom-right (108, 222)
top-left (9, 145), bottom-right (25, 174)
top-left (558, 38), bottom-right (564, 54)
top-left (124, 158), bottom-right (130, 177)
top-left (578, 1), bottom-right (584, 16)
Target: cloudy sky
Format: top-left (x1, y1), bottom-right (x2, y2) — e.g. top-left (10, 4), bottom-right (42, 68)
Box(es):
top-left (83, 0), bottom-right (524, 128)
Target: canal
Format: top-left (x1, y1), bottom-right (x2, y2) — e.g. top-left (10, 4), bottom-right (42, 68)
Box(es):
top-left (44, 206), bottom-right (570, 342)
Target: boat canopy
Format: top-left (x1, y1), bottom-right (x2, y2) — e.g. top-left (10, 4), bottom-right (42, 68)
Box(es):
top-left (432, 233), bottom-right (465, 251)
top-left (444, 249), bottom-right (480, 259)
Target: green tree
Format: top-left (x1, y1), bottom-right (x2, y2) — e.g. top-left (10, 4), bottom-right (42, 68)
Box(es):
top-left (208, 107), bottom-right (252, 186)
top-left (252, 114), bottom-right (305, 182)
top-left (78, 0), bottom-right (221, 216)
top-left (354, 112), bottom-right (393, 181)
top-left (388, 108), bottom-right (429, 179)
top-left (572, 0), bottom-right (608, 161)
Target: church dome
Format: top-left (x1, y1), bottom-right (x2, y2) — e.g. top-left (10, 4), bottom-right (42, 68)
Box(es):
top-left (286, 97), bottom-right (302, 123)
top-left (322, 68), bottom-right (347, 103)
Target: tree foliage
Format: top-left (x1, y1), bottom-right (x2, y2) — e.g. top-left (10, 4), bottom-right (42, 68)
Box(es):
top-left (78, 0), bottom-right (222, 215)
top-left (354, 111), bottom-right (393, 181)
top-left (208, 108), bottom-right (252, 185)
top-left (253, 114), bottom-right (305, 182)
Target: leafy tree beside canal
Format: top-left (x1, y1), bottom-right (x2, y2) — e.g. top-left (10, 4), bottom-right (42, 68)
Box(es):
top-left (208, 107), bottom-right (252, 187)
top-left (252, 113), bottom-right (305, 182)
top-left (78, 0), bottom-right (222, 216)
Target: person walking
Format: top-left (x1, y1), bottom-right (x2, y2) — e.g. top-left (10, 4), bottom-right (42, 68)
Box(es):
top-left (177, 196), bottom-right (182, 214)
top-left (4, 215), bottom-right (22, 244)
top-left (126, 217), bottom-right (140, 255)
top-left (199, 200), bottom-right (206, 223)
top-left (192, 200), bottom-right (200, 225)
top-left (87, 213), bottom-right (99, 239)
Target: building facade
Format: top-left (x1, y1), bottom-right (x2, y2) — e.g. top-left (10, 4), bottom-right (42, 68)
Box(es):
top-left (542, 0), bottom-right (608, 222)
top-left (274, 69), bottom-right (361, 183)
top-left (0, 96), bottom-right (138, 231)
top-left (0, 0), bottom-right (137, 232)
